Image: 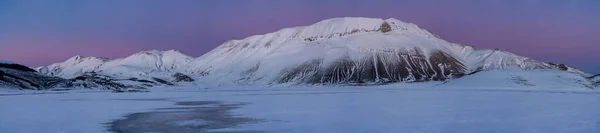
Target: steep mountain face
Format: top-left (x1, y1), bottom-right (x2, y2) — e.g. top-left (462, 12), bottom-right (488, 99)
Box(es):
top-left (37, 50), bottom-right (194, 81)
top-left (37, 56), bottom-right (108, 79)
top-left (591, 74), bottom-right (600, 80)
top-left (1, 61), bottom-right (157, 91)
top-left (0, 61), bottom-right (66, 90)
top-left (590, 74), bottom-right (600, 86)
top-left (186, 17), bottom-right (587, 86)
top-left (36, 17), bottom-right (590, 87)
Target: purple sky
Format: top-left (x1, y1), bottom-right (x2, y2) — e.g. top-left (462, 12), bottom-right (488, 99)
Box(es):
top-left (1, 0), bottom-right (599, 73)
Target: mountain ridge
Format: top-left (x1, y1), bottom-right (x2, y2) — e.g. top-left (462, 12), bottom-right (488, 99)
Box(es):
top-left (34, 17), bottom-right (592, 87)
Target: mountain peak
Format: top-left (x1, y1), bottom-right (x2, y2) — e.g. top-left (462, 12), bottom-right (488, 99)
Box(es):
top-left (166, 49), bottom-right (181, 52)
top-left (129, 50), bottom-right (192, 59)
top-left (309, 17), bottom-right (410, 30)
top-left (34, 17), bottom-right (593, 87)
top-left (67, 55), bottom-right (84, 60)
top-left (216, 17), bottom-right (436, 50)
top-left (134, 50), bottom-right (163, 56)
top-left (288, 17), bottom-right (413, 38)
top-left (134, 49), bottom-right (185, 55)
top-left (66, 55), bottom-right (109, 63)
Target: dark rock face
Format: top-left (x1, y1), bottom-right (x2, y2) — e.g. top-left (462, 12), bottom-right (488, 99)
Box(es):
top-left (69, 73), bottom-right (150, 91)
top-left (547, 63), bottom-right (570, 71)
top-left (557, 64), bottom-right (569, 71)
top-left (277, 51), bottom-right (467, 85)
top-left (173, 73), bottom-right (194, 82)
top-left (0, 62), bottom-right (152, 91)
top-left (0, 63), bottom-right (37, 72)
top-left (378, 22), bottom-right (392, 33)
top-left (152, 77), bottom-right (174, 85)
top-left (0, 65), bottom-right (67, 90)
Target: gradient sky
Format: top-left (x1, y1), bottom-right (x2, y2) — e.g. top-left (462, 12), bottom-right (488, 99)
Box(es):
top-left (1, 0), bottom-right (599, 73)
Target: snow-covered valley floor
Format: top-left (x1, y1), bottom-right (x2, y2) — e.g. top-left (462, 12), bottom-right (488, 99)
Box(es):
top-left (1, 87), bottom-right (600, 133)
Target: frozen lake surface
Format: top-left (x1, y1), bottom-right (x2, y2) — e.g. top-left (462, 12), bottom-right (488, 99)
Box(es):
top-left (1, 87), bottom-right (600, 133)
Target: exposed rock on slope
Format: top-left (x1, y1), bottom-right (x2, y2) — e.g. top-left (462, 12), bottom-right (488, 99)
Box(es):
top-left (1, 62), bottom-right (66, 90)
top-left (35, 17), bottom-right (591, 87)
top-left (173, 73), bottom-right (194, 82)
top-left (1, 61), bottom-right (151, 91)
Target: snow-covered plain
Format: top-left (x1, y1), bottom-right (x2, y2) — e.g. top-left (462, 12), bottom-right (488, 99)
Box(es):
top-left (1, 86), bottom-right (599, 133)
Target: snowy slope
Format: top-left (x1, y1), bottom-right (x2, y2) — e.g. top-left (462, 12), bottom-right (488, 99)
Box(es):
top-left (37, 50), bottom-right (194, 81)
top-left (1, 61), bottom-right (156, 90)
top-left (187, 17), bottom-right (589, 86)
top-left (0, 62), bottom-right (66, 90)
top-left (440, 70), bottom-right (596, 90)
top-left (590, 74), bottom-right (600, 87)
top-left (96, 50), bottom-right (193, 78)
top-left (37, 56), bottom-right (108, 79)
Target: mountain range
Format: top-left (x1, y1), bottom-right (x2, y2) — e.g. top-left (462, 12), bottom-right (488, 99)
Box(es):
top-left (1, 17), bottom-right (597, 90)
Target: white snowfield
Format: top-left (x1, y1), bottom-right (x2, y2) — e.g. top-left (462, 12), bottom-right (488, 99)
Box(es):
top-left (440, 70), bottom-right (597, 90)
top-left (0, 70), bottom-right (598, 132)
top-left (1, 86), bottom-right (599, 133)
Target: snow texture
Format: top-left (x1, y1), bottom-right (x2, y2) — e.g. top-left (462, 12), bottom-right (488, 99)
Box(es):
top-left (36, 50), bottom-right (193, 80)
top-left (441, 70), bottom-right (596, 90)
top-left (1, 87), bottom-right (599, 133)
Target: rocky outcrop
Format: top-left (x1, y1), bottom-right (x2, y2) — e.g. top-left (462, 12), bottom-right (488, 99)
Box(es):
top-left (277, 51), bottom-right (466, 85)
top-left (378, 22), bottom-right (392, 33)
top-left (68, 72), bottom-right (155, 91)
top-left (0, 63), bottom-right (67, 90)
top-left (173, 73), bottom-right (194, 82)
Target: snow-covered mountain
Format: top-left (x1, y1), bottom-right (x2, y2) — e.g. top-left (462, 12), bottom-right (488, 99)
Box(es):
top-left (186, 17), bottom-right (588, 86)
top-left (37, 50), bottom-right (194, 80)
top-left (36, 17), bottom-right (591, 87)
top-left (37, 56), bottom-right (108, 78)
top-left (1, 61), bottom-right (167, 91)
